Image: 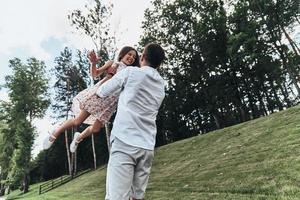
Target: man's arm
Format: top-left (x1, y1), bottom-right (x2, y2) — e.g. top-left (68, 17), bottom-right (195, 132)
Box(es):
top-left (96, 68), bottom-right (129, 97)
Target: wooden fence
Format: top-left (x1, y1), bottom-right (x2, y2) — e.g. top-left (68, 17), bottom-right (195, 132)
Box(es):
top-left (39, 169), bottom-right (91, 195)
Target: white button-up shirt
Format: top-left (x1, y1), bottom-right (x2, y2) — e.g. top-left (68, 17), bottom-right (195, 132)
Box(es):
top-left (97, 66), bottom-right (165, 150)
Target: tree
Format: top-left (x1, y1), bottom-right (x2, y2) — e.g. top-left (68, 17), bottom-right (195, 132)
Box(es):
top-left (4, 58), bottom-right (49, 193)
top-left (227, 0), bottom-right (288, 116)
top-left (140, 0), bottom-right (233, 138)
top-left (140, 0), bottom-right (298, 144)
top-left (0, 102), bottom-right (13, 195)
top-left (68, 0), bottom-right (116, 61)
top-left (51, 47), bottom-right (90, 175)
top-left (68, 0), bottom-right (116, 169)
top-left (245, 0), bottom-right (300, 96)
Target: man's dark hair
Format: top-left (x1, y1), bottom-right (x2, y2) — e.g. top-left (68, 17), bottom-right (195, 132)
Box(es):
top-left (143, 43), bottom-right (165, 68)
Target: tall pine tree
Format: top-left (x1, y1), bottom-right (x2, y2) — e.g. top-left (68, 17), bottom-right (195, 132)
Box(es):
top-left (4, 58), bottom-right (49, 193)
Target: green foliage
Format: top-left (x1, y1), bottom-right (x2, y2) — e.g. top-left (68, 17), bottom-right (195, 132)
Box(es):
top-left (3, 57), bottom-right (50, 193)
top-left (0, 102), bottom-right (15, 180)
top-left (5, 58), bottom-right (50, 120)
top-left (51, 47), bottom-right (90, 120)
top-left (8, 119), bottom-right (34, 185)
top-left (0, 105), bottom-right (11, 195)
top-left (45, 47), bottom-right (109, 181)
top-left (140, 0), bottom-right (300, 145)
top-left (32, 133), bottom-right (70, 181)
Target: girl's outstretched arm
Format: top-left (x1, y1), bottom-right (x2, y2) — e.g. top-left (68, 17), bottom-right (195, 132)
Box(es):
top-left (96, 67), bottom-right (129, 98)
top-left (99, 62), bottom-right (120, 84)
top-left (88, 50), bottom-right (113, 78)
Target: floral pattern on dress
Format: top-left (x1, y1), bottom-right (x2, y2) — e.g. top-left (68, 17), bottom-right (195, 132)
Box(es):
top-left (71, 72), bottom-right (119, 125)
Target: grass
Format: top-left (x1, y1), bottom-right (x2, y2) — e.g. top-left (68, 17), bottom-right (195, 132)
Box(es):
top-left (5, 168), bottom-right (107, 200)
top-left (5, 105), bottom-right (300, 199)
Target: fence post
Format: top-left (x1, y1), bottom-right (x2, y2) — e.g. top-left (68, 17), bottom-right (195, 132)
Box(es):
top-left (39, 171), bottom-right (86, 195)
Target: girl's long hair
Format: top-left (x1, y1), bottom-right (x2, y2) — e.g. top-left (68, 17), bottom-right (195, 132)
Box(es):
top-left (117, 46), bottom-right (140, 67)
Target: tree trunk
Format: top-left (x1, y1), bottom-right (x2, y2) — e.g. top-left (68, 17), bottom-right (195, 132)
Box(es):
top-left (260, 8), bottom-right (300, 96)
top-left (90, 77), bottom-right (97, 170)
top-left (71, 126), bottom-right (77, 176)
top-left (7, 185), bottom-right (10, 194)
top-left (105, 123), bottom-right (111, 153)
top-left (71, 152), bottom-right (77, 177)
top-left (0, 182), bottom-right (4, 196)
top-left (270, 80), bottom-right (283, 111)
top-left (280, 25), bottom-right (300, 56)
top-left (265, 2), bottom-right (300, 56)
top-left (285, 58), bottom-right (300, 95)
top-left (296, 16), bottom-right (300, 25)
top-left (243, 78), bottom-right (259, 119)
top-left (230, 70), bottom-right (250, 122)
top-left (273, 39), bottom-right (300, 95)
top-left (237, 105), bottom-right (247, 122)
top-left (258, 96), bottom-right (268, 116)
top-left (65, 130), bottom-right (72, 175)
top-left (211, 112), bottom-right (221, 129)
top-left (74, 151), bottom-right (77, 174)
top-left (233, 88), bottom-right (249, 122)
top-left (65, 80), bottom-right (72, 175)
top-left (280, 84), bottom-right (292, 107)
top-left (261, 83), bottom-right (273, 113)
top-left (23, 174), bottom-right (29, 194)
top-left (91, 134), bottom-right (97, 170)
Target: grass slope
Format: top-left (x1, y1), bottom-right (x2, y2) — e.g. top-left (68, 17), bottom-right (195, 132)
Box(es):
top-left (6, 105), bottom-right (300, 200)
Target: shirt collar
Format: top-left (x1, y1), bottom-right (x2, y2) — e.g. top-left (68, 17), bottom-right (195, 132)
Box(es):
top-left (142, 65), bottom-right (157, 71)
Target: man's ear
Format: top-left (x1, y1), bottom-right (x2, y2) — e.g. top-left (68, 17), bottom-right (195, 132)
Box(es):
top-left (140, 53), bottom-right (144, 62)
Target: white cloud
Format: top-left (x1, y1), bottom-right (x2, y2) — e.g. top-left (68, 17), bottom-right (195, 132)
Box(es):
top-left (110, 0), bottom-right (152, 48)
top-left (32, 111), bottom-right (57, 158)
top-left (0, 0), bottom-right (152, 61)
top-left (0, 90), bottom-right (9, 102)
top-left (0, 0), bottom-right (152, 157)
top-left (0, 0), bottom-right (90, 60)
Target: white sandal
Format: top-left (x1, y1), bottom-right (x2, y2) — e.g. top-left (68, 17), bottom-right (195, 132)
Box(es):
top-left (70, 132), bottom-right (81, 153)
top-left (43, 133), bottom-right (56, 150)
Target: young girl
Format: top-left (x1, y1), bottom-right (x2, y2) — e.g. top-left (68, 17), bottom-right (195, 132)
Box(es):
top-left (43, 46), bottom-right (140, 152)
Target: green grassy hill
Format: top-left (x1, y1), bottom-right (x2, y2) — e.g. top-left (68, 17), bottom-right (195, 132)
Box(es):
top-left (6, 105), bottom-right (300, 200)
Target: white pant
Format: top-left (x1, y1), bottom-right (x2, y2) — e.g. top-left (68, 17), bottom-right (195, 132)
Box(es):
top-left (105, 138), bottom-right (154, 200)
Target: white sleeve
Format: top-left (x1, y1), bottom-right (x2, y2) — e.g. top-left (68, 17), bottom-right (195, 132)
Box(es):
top-left (96, 68), bottom-right (129, 97)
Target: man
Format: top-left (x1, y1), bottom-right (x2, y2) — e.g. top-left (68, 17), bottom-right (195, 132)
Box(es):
top-left (97, 43), bottom-right (166, 200)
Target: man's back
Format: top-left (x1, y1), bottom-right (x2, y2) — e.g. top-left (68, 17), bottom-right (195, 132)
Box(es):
top-left (111, 66), bottom-right (165, 150)
top-left (102, 43), bottom-right (166, 200)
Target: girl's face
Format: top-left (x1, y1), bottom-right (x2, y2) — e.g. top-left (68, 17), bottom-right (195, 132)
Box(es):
top-left (121, 50), bottom-right (137, 66)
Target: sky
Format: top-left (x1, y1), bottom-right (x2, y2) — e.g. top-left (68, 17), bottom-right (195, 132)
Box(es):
top-left (0, 0), bottom-right (152, 157)
top-left (1, 0), bottom-right (299, 159)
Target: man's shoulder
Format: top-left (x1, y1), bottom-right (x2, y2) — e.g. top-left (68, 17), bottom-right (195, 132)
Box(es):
top-left (116, 66), bottom-right (139, 76)
top-left (125, 66), bottom-right (144, 75)
top-left (126, 66), bottom-right (141, 71)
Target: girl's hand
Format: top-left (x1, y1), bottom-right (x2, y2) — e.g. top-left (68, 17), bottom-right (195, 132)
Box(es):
top-left (106, 62), bottom-right (118, 75)
top-left (105, 60), bottom-right (114, 67)
top-left (107, 66), bottom-right (117, 75)
top-left (93, 60), bottom-right (114, 77)
top-left (88, 50), bottom-right (100, 64)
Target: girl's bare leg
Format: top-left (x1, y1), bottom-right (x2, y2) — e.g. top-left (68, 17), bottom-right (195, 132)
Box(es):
top-left (43, 109), bottom-right (91, 150)
top-left (51, 109), bottom-right (91, 140)
top-left (77, 120), bottom-right (105, 142)
top-left (70, 120), bottom-right (104, 152)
